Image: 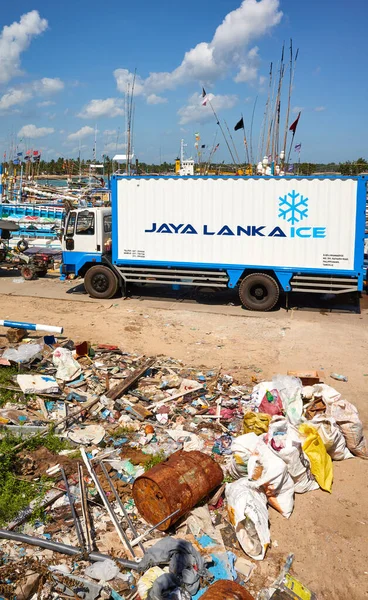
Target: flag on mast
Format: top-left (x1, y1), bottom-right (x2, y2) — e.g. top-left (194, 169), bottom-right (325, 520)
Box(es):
top-left (234, 117), bottom-right (244, 131)
top-left (295, 143), bottom-right (301, 152)
top-left (201, 87), bottom-right (208, 106)
top-left (289, 112), bottom-right (301, 133)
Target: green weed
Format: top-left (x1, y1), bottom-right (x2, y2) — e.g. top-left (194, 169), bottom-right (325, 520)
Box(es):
top-left (144, 450), bottom-right (166, 471)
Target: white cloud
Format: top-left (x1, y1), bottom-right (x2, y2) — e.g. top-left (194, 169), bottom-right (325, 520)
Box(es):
top-left (0, 77), bottom-right (64, 113)
top-left (78, 98), bottom-right (124, 118)
top-left (18, 124), bottom-right (54, 138)
top-left (104, 141), bottom-right (127, 153)
top-left (292, 106), bottom-right (304, 114)
top-left (0, 88), bottom-right (32, 111)
top-left (0, 10), bottom-right (48, 84)
top-left (114, 0), bottom-right (282, 96)
top-left (178, 92), bottom-right (238, 125)
top-left (67, 126), bottom-right (96, 141)
top-left (34, 77), bottom-right (64, 94)
top-left (37, 100), bottom-right (56, 107)
top-left (104, 129), bottom-right (117, 136)
top-left (146, 94), bottom-right (168, 105)
top-left (314, 106), bottom-right (326, 112)
top-left (234, 47), bottom-right (260, 83)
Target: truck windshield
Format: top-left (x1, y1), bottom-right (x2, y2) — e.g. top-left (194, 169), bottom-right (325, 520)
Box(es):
top-left (76, 212), bottom-right (95, 235)
top-left (104, 215), bottom-right (112, 233)
top-left (66, 212), bottom-right (76, 236)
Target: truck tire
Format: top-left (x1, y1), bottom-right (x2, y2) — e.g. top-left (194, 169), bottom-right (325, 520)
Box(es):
top-left (239, 273), bottom-right (279, 311)
top-left (84, 265), bottom-right (119, 299)
top-left (21, 264), bottom-right (37, 280)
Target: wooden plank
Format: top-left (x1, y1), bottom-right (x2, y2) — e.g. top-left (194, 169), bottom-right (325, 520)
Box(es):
top-left (106, 358), bottom-right (155, 401)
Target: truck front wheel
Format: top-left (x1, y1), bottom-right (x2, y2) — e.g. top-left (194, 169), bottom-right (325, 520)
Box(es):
top-left (239, 273), bottom-right (279, 311)
top-left (84, 265), bottom-right (119, 299)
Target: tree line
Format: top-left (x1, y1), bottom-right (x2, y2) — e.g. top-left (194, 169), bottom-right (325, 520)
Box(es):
top-left (3, 156), bottom-right (368, 176)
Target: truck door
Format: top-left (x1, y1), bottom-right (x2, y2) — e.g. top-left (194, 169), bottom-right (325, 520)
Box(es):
top-left (63, 210), bottom-right (99, 254)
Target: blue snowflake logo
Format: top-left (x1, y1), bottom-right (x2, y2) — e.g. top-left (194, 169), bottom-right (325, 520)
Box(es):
top-left (278, 190), bottom-right (309, 225)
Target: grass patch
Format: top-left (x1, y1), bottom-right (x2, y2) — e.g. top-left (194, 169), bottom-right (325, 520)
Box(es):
top-left (110, 426), bottom-right (134, 438)
top-left (0, 429), bottom-right (71, 526)
top-left (0, 366), bottom-right (21, 407)
top-left (144, 450), bottom-right (166, 471)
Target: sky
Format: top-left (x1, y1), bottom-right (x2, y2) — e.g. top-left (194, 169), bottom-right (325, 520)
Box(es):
top-left (0, 0), bottom-right (367, 165)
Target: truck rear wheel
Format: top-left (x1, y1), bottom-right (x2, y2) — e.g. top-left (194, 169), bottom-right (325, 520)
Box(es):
top-left (84, 265), bottom-right (119, 299)
top-left (239, 273), bottom-right (279, 311)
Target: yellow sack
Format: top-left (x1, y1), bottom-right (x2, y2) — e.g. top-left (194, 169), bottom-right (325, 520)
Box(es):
top-left (243, 412), bottom-right (271, 436)
top-left (298, 423), bottom-right (333, 493)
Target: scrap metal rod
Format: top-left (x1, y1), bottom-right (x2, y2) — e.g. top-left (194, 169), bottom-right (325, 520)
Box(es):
top-left (60, 467), bottom-right (85, 551)
top-left (80, 448), bottom-right (135, 558)
top-left (0, 529), bottom-right (140, 570)
top-left (78, 464), bottom-right (93, 553)
top-left (131, 509), bottom-right (180, 547)
top-left (99, 461), bottom-right (145, 554)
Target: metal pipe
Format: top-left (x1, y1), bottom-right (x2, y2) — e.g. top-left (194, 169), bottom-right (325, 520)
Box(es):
top-left (0, 529), bottom-right (140, 570)
top-left (79, 464), bottom-right (93, 553)
top-left (80, 448), bottom-right (135, 558)
top-left (131, 510), bottom-right (180, 547)
top-left (100, 461), bottom-right (145, 554)
top-left (59, 467), bottom-right (85, 551)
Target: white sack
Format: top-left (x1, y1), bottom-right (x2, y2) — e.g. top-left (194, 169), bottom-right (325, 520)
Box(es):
top-left (266, 416), bottom-right (318, 493)
top-left (311, 414), bottom-right (353, 460)
top-left (272, 375), bottom-right (303, 425)
top-left (225, 479), bottom-right (270, 561)
top-left (247, 438), bottom-right (295, 518)
top-left (229, 432), bottom-right (260, 479)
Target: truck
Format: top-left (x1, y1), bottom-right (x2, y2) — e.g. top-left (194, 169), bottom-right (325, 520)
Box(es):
top-left (61, 175), bottom-right (367, 311)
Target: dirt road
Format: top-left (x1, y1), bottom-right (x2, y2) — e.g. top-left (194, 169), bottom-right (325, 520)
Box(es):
top-left (0, 283), bottom-right (367, 598)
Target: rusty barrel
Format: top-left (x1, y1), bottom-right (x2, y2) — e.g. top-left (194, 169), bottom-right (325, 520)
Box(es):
top-left (132, 450), bottom-right (223, 530)
top-left (200, 580), bottom-right (255, 600)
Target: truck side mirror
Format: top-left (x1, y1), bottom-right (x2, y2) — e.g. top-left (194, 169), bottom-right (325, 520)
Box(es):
top-left (66, 238), bottom-right (74, 250)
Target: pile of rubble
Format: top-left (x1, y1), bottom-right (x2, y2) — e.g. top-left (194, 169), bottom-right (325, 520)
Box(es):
top-left (0, 329), bottom-right (366, 600)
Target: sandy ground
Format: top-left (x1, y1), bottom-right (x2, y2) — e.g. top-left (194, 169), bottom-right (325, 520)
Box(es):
top-left (0, 281), bottom-right (367, 599)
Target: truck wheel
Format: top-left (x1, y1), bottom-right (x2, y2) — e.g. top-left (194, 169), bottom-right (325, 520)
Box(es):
top-left (21, 265), bottom-right (37, 280)
top-left (84, 265), bottom-right (119, 299)
top-left (239, 273), bottom-right (279, 311)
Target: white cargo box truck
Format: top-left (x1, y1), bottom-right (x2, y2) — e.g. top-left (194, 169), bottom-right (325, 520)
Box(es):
top-left (61, 175), bottom-right (367, 311)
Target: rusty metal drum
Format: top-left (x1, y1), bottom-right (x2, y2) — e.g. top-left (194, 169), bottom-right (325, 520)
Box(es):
top-left (200, 580), bottom-right (255, 599)
top-left (132, 450), bottom-right (223, 530)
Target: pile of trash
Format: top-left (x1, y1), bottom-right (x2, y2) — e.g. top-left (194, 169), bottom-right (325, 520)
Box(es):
top-left (0, 330), bottom-right (366, 600)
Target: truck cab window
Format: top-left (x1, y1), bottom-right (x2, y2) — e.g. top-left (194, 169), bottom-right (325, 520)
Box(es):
top-left (76, 213), bottom-right (95, 235)
top-left (103, 215), bottom-right (112, 233)
top-left (66, 212), bottom-right (76, 236)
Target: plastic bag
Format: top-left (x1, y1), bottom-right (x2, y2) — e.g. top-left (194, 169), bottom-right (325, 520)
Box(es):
top-left (311, 415), bottom-right (353, 460)
top-left (250, 382), bottom-right (274, 408)
top-left (53, 347), bottom-right (82, 382)
top-left (138, 567), bottom-right (168, 600)
top-left (229, 432), bottom-right (260, 479)
top-left (298, 423), bottom-right (333, 492)
top-left (3, 343), bottom-right (42, 364)
top-left (313, 384), bottom-right (368, 459)
top-left (85, 559), bottom-right (120, 582)
top-left (265, 416), bottom-right (318, 493)
top-left (243, 412), bottom-right (271, 436)
top-left (247, 438), bottom-right (295, 518)
top-left (272, 375), bottom-right (303, 425)
top-left (226, 478), bottom-right (270, 560)
top-left (259, 389), bottom-right (284, 417)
